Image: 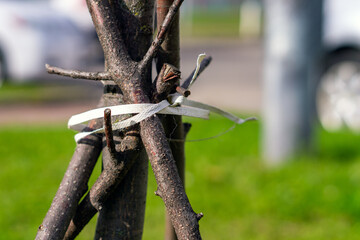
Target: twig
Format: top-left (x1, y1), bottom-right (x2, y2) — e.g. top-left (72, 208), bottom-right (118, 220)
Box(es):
top-left (138, 0), bottom-right (184, 71)
top-left (45, 64), bottom-right (111, 81)
top-left (104, 108), bottom-right (117, 162)
top-left (176, 86), bottom-right (191, 97)
top-left (181, 56), bottom-right (212, 89)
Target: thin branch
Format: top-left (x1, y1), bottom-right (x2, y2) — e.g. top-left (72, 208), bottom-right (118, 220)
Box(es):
top-left (181, 56), bottom-right (212, 89)
top-left (104, 108), bottom-right (117, 162)
top-left (45, 64), bottom-right (111, 81)
top-left (176, 86), bottom-right (191, 97)
top-left (156, 1), bottom-right (184, 239)
top-left (138, 0), bottom-right (184, 70)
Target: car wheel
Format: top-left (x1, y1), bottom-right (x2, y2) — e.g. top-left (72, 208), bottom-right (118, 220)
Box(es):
top-left (317, 49), bottom-right (360, 132)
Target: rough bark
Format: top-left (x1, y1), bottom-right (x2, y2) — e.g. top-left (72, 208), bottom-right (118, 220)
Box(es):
top-left (63, 64), bottom-right (180, 239)
top-left (94, 91), bottom-right (148, 240)
top-left (87, 0), bottom-right (202, 239)
top-left (63, 88), bottom-right (143, 240)
top-left (156, 1), bottom-right (183, 239)
top-left (91, 0), bottom-right (154, 239)
top-left (36, 98), bottom-right (104, 240)
top-left (38, 0), bottom-right (202, 239)
top-left (140, 116), bottom-right (200, 240)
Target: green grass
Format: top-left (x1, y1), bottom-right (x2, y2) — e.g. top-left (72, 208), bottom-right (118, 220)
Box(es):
top-left (1, 117), bottom-right (360, 239)
top-left (0, 82), bottom-right (98, 105)
top-left (181, 9), bottom-right (240, 38)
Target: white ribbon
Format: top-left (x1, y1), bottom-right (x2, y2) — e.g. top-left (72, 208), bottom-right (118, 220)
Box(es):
top-left (188, 53), bottom-right (207, 88)
top-left (69, 53), bottom-right (256, 142)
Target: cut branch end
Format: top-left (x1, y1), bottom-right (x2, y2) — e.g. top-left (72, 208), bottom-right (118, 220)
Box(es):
top-left (176, 86), bottom-right (191, 97)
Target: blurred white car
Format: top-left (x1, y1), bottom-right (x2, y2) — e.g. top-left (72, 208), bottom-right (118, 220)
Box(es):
top-left (317, 0), bottom-right (360, 132)
top-left (0, 0), bottom-right (103, 86)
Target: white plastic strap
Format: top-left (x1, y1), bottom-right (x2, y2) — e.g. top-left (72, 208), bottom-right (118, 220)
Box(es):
top-left (69, 53), bottom-right (256, 142)
top-left (169, 93), bottom-right (257, 124)
top-left (69, 98), bottom-right (209, 132)
top-left (188, 53), bottom-right (206, 88)
top-left (71, 96), bottom-right (210, 142)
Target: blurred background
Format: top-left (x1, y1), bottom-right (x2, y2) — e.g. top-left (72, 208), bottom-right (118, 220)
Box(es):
top-left (2, 0), bottom-right (360, 239)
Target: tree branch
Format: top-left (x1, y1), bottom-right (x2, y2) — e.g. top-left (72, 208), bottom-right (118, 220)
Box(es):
top-left (181, 56), bottom-right (212, 89)
top-left (140, 116), bottom-right (201, 239)
top-left (176, 86), bottom-right (191, 97)
top-left (45, 64), bottom-right (111, 81)
top-left (155, 1), bottom-right (184, 239)
top-left (63, 135), bottom-right (141, 240)
top-left (86, 0), bottom-right (136, 80)
top-left (138, 0), bottom-right (184, 71)
top-left (104, 108), bottom-right (117, 163)
top-left (36, 103), bottom-right (104, 240)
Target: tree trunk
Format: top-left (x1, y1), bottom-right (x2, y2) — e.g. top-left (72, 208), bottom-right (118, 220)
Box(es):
top-left (94, 0), bottom-right (154, 239)
top-left (94, 87), bottom-right (149, 240)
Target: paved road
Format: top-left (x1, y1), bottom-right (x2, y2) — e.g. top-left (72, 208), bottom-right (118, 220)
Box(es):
top-left (0, 39), bottom-right (263, 125)
top-left (181, 39), bottom-right (262, 112)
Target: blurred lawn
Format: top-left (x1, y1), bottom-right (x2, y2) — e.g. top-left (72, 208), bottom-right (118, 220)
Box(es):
top-left (181, 8), bottom-right (240, 38)
top-left (0, 82), bottom-right (100, 105)
top-left (2, 117), bottom-right (360, 239)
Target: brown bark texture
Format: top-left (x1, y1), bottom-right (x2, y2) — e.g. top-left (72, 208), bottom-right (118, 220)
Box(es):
top-left (63, 87), bottom-right (144, 240)
top-left (37, 0), bottom-right (203, 239)
top-left (87, 0), bottom-right (202, 239)
top-left (64, 63), bottom-right (182, 240)
top-left (94, 93), bottom-right (148, 240)
top-left (156, 1), bottom-right (184, 240)
top-left (92, 0), bottom-right (154, 238)
top-left (36, 98), bottom-right (104, 239)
